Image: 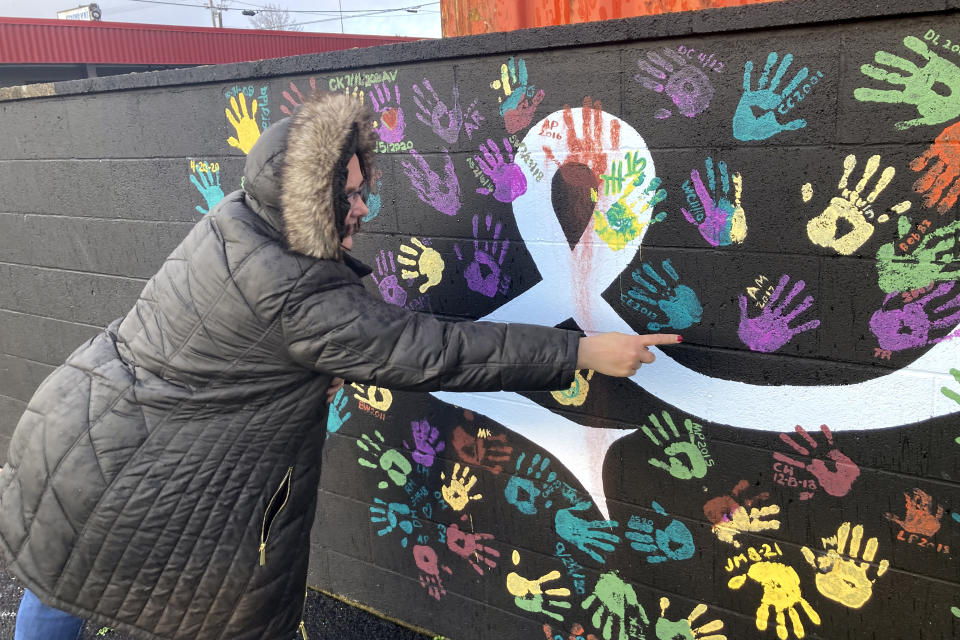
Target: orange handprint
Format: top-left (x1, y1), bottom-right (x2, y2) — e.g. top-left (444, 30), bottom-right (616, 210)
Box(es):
top-left (911, 120), bottom-right (960, 214)
top-left (542, 622), bottom-right (598, 640)
top-left (885, 488), bottom-right (944, 537)
top-left (543, 96), bottom-right (622, 180)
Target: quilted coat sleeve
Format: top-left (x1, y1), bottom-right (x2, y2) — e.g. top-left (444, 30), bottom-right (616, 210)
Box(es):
top-left (281, 266), bottom-right (580, 392)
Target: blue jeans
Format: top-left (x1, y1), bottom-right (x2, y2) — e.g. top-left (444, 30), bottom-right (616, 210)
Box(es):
top-left (15, 589), bottom-right (86, 640)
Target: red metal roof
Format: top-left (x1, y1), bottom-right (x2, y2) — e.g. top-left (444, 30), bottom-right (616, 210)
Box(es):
top-left (0, 17), bottom-right (422, 65)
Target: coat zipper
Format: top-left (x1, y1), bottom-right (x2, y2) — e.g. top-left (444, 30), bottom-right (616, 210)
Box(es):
top-left (298, 589), bottom-right (310, 639)
top-left (259, 466), bottom-right (293, 566)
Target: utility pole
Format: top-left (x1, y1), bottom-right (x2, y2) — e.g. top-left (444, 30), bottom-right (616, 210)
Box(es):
top-left (207, 0), bottom-right (217, 27)
top-left (338, 0), bottom-right (344, 33)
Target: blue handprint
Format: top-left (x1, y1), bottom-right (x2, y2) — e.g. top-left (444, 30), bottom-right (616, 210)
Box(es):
top-left (733, 51), bottom-right (809, 141)
top-left (363, 178), bottom-right (383, 223)
top-left (369, 498), bottom-right (415, 547)
top-left (624, 259), bottom-right (702, 331)
top-left (554, 499), bottom-right (620, 564)
top-left (625, 502), bottom-right (695, 564)
top-left (190, 165), bottom-right (225, 214)
top-left (504, 452), bottom-right (556, 515)
top-left (326, 386), bottom-right (351, 435)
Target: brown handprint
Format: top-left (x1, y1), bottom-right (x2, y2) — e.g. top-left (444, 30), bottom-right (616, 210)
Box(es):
top-left (543, 96), bottom-right (621, 180)
top-left (911, 120), bottom-right (960, 214)
top-left (885, 488), bottom-right (944, 537)
top-left (773, 425), bottom-right (860, 498)
top-left (703, 480), bottom-right (781, 548)
top-left (279, 77), bottom-right (318, 116)
top-left (542, 622), bottom-right (598, 640)
top-left (451, 420), bottom-right (513, 474)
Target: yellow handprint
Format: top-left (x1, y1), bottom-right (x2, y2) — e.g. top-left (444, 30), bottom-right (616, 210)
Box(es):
top-left (507, 549), bottom-right (571, 621)
top-left (225, 93), bottom-right (261, 155)
top-left (440, 463), bottom-right (482, 510)
top-left (728, 561), bottom-right (820, 640)
top-left (656, 598), bottom-right (727, 640)
top-left (344, 86), bottom-right (365, 103)
top-left (592, 170), bottom-right (666, 252)
top-left (397, 237), bottom-right (444, 293)
top-left (712, 504), bottom-right (781, 548)
top-left (550, 369), bottom-right (594, 406)
top-left (351, 383), bottom-right (392, 411)
top-left (801, 522), bottom-right (889, 609)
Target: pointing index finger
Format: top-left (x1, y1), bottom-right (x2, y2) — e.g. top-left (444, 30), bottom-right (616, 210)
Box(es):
top-left (636, 333), bottom-right (682, 347)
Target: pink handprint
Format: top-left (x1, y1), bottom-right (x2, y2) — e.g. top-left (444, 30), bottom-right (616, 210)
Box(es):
top-left (279, 78), bottom-right (317, 116)
top-left (403, 418), bottom-right (446, 467)
top-left (738, 274), bottom-right (820, 353)
top-left (413, 78), bottom-right (463, 144)
top-left (869, 281), bottom-right (960, 352)
top-left (413, 544), bottom-right (452, 600)
top-left (401, 149), bottom-right (461, 217)
top-left (371, 82), bottom-right (406, 143)
top-left (371, 250), bottom-right (408, 307)
top-left (774, 425), bottom-right (860, 498)
top-left (446, 515), bottom-right (500, 575)
top-left (455, 214), bottom-right (511, 298)
top-left (475, 138), bottom-right (527, 203)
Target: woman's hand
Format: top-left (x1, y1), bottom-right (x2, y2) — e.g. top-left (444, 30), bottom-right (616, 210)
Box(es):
top-left (326, 377), bottom-right (345, 405)
top-left (577, 333), bottom-right (682, 377)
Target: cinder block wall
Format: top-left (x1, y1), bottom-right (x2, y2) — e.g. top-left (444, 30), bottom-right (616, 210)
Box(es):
top-left (3, 2), bottom-right (960, 638)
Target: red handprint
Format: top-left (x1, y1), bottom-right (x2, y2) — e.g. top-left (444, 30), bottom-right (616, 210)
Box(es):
top-left (280, 78), bottom-right (318, 116)
top-left (911, 120), bottom-right (960, 214)
top-left (451, 418), bottom-right (513, 474)
top-left (446, 515), bottom-right (500, 575)
top-left (542, 96), bottom-right (621, 180)
top-left (413, 544), bottom-right (452, 601)
top-left (773, 425), bottom-right (860, 498)
top-left (885, 488), bottom-right (944, 537)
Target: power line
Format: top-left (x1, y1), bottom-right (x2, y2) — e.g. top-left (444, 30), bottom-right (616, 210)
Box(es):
top-left (122, 0), bottom-right (437, 14)
top-left (288, 3), bottom-right (438, 27)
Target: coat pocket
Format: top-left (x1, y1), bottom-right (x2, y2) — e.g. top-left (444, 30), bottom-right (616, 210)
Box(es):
top-left (259, 466), bottom-right (293, 566)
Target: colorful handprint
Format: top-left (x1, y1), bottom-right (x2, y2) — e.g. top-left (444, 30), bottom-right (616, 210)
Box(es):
top-left (703, 481), bottom-right (781, 548)
top-left (624, 260), bottom-right (703, 331)
top-left (854, 36), bottom-right (960, 130)
top-left (370, 82), bottom-right (406, 143)
top-left (681, 157), bottom-right (746, 246)
top-left (733, 51), bottom-right (809, 141)
top-left (655, 598), bottom-right (726, 640)
top-left (507, 549), bottom-right (572, 621)
top-left (738, 274), bottom-right (820, 353)
top-left (490, 56), bottom-right (545, 134)
top-left (773, 424), bottom-right (860, 498)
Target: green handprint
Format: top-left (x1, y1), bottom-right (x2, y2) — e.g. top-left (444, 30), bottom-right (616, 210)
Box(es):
top-left (938, 368), bottom-right (960, 445)
top-left (876, 215), bottom-right (960, 292)
top-left (357, 430), bottom-right (412, 489)
top-left (855, 36), bottom-right (960, 130)
top-left (641, 411), bottom-right (709, 480)
top-left (582, 571), bottom-right (649, 640)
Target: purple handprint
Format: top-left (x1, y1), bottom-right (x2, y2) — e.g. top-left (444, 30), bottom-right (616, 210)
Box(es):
top-left (401, 149), bottom-right (461, 217)
top-left (403, 418), bottom-right (446, 467)
top-left (738, 274), bottom-right (820, 353)
top-left (869, 282), bottom-right (960, 351)
top-left (475, 138), bottom-right (527, 203)
top-left (635, 48), bottom-right (714, 119)
top-left (371, 250), bottom-right (408, 307)
top-left (413, 78), bottom-right (463, 144)
top-left (371, 82), bottom-right (406, 144)
top-left (455, 214), bottom-right (511, 298)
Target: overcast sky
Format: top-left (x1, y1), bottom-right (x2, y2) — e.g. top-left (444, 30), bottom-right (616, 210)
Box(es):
top-left (0, 0), bottom-right (442, 37)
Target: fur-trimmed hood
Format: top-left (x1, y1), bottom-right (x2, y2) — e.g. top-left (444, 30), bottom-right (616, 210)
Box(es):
top-left (242, 92), bottom-right (376, 261)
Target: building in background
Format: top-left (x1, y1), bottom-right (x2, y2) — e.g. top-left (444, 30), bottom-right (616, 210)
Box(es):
top-left (0, 17), bottom-right (422, 88)
top-left (440, 0), bottom-right (780, 36)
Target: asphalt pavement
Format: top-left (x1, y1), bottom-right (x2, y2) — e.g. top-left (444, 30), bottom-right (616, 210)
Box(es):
top-left (0, 570), bottom-right (437, 640)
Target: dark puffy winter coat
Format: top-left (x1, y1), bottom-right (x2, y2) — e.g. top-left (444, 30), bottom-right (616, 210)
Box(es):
top-left (0, 93), bottom-right (579, 639)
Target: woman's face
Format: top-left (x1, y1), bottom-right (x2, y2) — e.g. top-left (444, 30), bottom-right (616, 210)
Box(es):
top-left (341, 154), bottom-right (368, 251)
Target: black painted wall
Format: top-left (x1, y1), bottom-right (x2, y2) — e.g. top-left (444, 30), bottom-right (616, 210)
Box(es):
top-left (2, 2), bottom-right (960, 638)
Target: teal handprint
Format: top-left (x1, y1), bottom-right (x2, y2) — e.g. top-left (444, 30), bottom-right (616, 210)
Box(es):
top-left (625, 502), bottom-right (696, 564)
top-left (733, 51), bottom-right (809, 141)
top-left (855, 36), bottom-right (960, 130)
top-left (554, 499), bottom-right (620, 564)
top-left (369, 498), bottom-right (415, 547)
top-left (363, 177), bottom-right (383, 222)
top-left (326, 386), bottom-right (351, 435)
top-left (505, 452), bottom-right (556, 515)
top-left (876, 215), bottom-right (960, 292)
top-left (624, 259), bottom-right (703, 331)
top-left (190, 164), bottom-right (225, 214)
